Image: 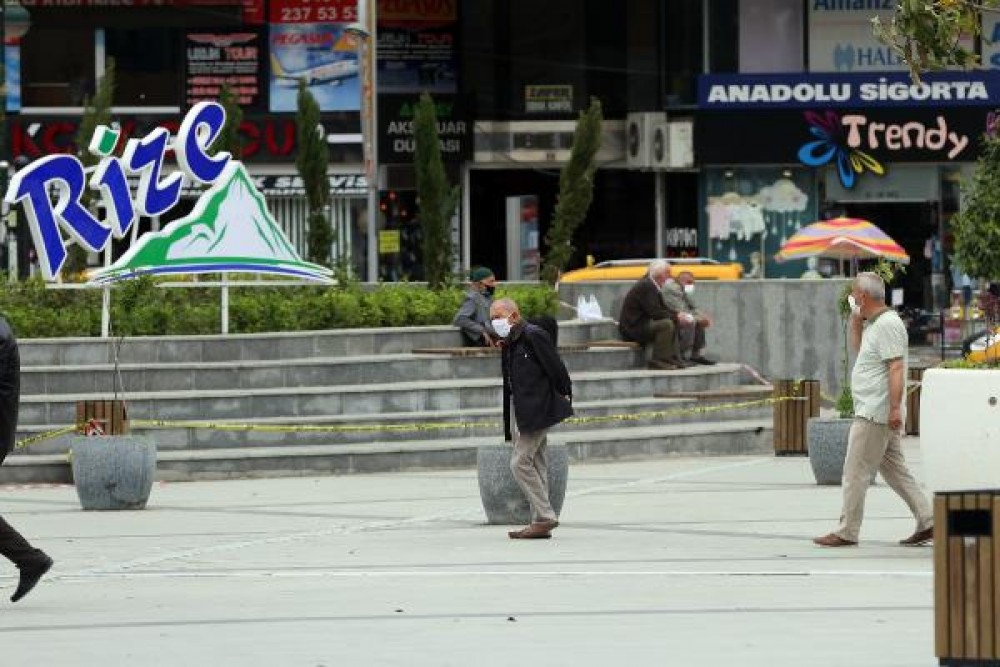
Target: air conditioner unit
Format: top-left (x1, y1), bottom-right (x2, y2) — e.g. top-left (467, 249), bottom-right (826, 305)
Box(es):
top-left (626, 112), bottom-right (666, 169)
top-left (651, 120), bottom-right (695, 170)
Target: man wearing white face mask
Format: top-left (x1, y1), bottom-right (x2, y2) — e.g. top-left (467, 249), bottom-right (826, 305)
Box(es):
top-left (661, 271), bottom-right (715, 365)
top-left (491, 298), bottom-right (573, 540)
top-left (814, 272), bottom-right (933, 548)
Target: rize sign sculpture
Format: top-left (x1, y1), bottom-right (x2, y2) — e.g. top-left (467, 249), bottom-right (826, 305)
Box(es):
top-left (3, 101), bottom-right (333, 284)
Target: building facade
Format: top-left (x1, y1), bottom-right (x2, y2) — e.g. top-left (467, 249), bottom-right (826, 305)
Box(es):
top-left (3, 0), bottom-right (989, 297)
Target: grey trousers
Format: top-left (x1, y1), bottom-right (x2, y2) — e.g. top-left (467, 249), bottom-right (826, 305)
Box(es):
top-left (835, 418), bottom-right (933, 542)
top-left (677, 320), bottom-right (706, 358)
top-left (510, 428), bottom-right (557, 523)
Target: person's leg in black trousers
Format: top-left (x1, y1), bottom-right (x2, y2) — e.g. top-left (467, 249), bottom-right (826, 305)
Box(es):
top-left (0, 318), bottom-right (52, 603)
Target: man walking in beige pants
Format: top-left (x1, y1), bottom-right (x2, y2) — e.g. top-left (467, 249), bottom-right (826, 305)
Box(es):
top-left (492, 298), bottom-right (573, 540)
top-left (814, 272), bottom-right (934, 548)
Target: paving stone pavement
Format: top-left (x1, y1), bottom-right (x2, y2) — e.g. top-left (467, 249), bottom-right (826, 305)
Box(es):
top-left (0, 441), bottom-right (937, 666)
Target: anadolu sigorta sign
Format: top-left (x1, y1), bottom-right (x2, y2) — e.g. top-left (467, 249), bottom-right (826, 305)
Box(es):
top-left (3, 102), bottom-right (333, 284)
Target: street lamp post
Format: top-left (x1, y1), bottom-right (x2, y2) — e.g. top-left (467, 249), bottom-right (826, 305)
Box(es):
top-left (0, 1), bottom-right (31, 282)
top-left (347, 0), bottom-right (377, 282)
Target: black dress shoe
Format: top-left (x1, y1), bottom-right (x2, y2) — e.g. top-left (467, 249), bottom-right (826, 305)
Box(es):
top-left (689, 355), bottom-right (716, 365)
top-left (12, 554), bottom-right (53, 603)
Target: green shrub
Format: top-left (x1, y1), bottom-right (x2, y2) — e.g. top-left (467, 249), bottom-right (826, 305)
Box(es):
top-left (0, 279), bottom-right (559, 338)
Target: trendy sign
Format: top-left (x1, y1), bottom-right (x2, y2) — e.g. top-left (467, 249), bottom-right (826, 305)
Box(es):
top-left (698, 73), bottom-right (1000, 110)
top-left (2, 102), bottom-right (333, 284)
top-left (696, 106), bottom-right (993, 187)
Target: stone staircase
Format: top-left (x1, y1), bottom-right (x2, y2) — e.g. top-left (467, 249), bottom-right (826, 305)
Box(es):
top-left (2, 321), bottom-right (774, 483)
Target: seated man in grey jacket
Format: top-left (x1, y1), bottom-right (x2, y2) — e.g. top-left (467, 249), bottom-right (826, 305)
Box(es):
top-left (661, 271), bottom-right (715, 365)
top-left (453, 267), bottom-right (498, 346)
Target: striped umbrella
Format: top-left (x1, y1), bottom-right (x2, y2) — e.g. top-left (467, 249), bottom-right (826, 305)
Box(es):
top-left (775, 217), bottom-right (909, 264)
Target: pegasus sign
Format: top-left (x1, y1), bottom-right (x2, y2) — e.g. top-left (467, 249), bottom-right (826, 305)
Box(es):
top-left (3, 102), bottom-right (333, 284)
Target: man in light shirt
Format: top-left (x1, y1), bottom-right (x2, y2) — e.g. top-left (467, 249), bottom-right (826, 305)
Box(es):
top-left (814, 272), bottom-right (934, 548)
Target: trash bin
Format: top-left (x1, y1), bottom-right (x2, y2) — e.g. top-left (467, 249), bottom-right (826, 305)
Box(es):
top-left (934, 491), bottom-right (1000, 665)
top-left (772, 379), bottom-right (819, 456)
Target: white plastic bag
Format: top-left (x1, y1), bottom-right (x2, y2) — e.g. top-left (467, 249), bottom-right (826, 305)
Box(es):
top-left (577, 294), bottom-right (604, 321)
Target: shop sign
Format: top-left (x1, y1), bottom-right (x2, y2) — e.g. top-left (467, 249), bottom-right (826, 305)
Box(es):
top-left (378, 229), bottom-right (401, 254)
top-left (525, 85), bottom-right (573, 114)
top-left (696, 107), bottom-right (994, 188)
top-left (269, 1), bottom-right (359, 113)
top-left (255, 173), bottom-right (367, 196)
top-left (8, 116), bottom-right (355, 163)
top-left (377, 0), bottom-right (458, 95)
top-left (698, 73), bottom-right (999, 110)
top-left (379, 94), bottom-right (469, 163)
top-left (2, 102), bottom-right (333, 284)
top-left (18, 0), bottom-right (243, 5)
top-left (808, 1), bottom-right (903, 73)
top-left (185, 31), bottom-right (263, 109)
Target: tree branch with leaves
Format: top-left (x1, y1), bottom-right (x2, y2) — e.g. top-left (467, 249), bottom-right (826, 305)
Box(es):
top-left (873, 0), bottom-right (993, 81)
top-left (540, 98), bottom-right (603, 285)
top-left (413, 93), bottom-right (460, 290)
top-left (295, 79), bottom-right (332, 267)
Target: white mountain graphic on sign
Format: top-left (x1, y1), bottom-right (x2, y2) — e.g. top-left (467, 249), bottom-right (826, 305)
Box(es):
top-left (91, 162), bottom-right (332, 284)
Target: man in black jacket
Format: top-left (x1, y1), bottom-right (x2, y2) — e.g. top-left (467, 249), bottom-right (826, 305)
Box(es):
top-left (618, 260), bottom-right (690, 370)
top-left (491, 298), bottom-right (573, 540)
top-left (0, 317), bottom-right (53, 603)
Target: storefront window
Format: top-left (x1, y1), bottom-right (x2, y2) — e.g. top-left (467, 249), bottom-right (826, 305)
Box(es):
top-left (106, 27), bottom-right (182, 107)
top-left (702, 167), bottom-right (818, 279)
top-left (21, 27), bottom-right (95, 107)
top-left (739, 0), bottom-right (803, 73)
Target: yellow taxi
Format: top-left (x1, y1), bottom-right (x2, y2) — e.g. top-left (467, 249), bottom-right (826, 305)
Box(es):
top-left (557, 257), bottom-right (743, 283)
top-left (966, 328), bottom-right (1000, 364)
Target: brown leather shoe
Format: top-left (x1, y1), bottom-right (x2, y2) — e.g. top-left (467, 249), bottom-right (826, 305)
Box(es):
top-left (899, 526), bottom-right (933, 546)
top-left (813, 533), bottom-right (858, 547)
top-left (509, 519), bottom-right (558, 539)
top-left (647, 360), bottom-right (679, 371)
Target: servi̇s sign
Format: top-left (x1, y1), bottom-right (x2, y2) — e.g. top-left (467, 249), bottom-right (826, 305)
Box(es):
top-left (3, 102), bottom-right (333, 284)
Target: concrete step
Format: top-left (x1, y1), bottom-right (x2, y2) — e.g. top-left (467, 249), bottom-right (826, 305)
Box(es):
top-left (19, 347), bottom-right (644, 395)
top-left (18, 320), bottom-right (622, 366)
top-left (0, 419), bottom-right (772, 484)
top-left (15, 394), bottom-right (774, 455)
top-left (18, 365), bottom-right (743, 426)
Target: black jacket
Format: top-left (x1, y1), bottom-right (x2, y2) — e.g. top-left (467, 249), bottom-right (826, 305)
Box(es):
top-left (501, 322), bottom-right (573, 439)
top-left (0, 318), bottom-right (20, 466)
top-left (618, 276), bottom-right (676, 343)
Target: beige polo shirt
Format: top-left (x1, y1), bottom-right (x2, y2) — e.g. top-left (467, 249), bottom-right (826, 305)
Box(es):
top-left (851, 308), bottom-right (908, 424)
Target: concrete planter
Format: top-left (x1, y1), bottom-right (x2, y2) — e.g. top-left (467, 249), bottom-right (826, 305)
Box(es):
top-left (806, 417), bottom-right (878, 486)
top-left (476, 443), bottom-right (568, 525)
top-left (921, 368), bottom-right (1000, 492)
top-left (807, 417), bottom-right (853, 485)
top-left (70, 435), bottom-right (157, 510)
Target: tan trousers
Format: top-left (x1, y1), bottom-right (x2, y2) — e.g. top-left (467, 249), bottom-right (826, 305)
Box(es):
top-left (836, 418), bottom-right (933, 542)
top-left (510, 429), bottom-right (556, 523)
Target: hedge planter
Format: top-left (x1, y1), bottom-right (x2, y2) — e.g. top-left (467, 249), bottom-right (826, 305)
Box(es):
top-left (921, 368), bottom-right (1000, 493)
top-left (70, 435), bottom-right (157, 510)
top-left (477, 443), bottom-right (568, 525)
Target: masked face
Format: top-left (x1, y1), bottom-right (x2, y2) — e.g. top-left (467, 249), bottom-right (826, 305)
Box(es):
top-left (483, 285), bottom-right (496, 298)
top-left (491, 315), bottom-right (513, 338)
top-left (683, 283), bottom-right (695, 295)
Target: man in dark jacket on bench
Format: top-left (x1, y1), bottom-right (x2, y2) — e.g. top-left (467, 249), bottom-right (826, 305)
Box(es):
top-left (618, 260), bottom-right (690, 370)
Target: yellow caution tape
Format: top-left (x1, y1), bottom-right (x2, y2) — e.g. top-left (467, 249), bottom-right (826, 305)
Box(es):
top-left (13, 395), bottom-right (800, 449)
